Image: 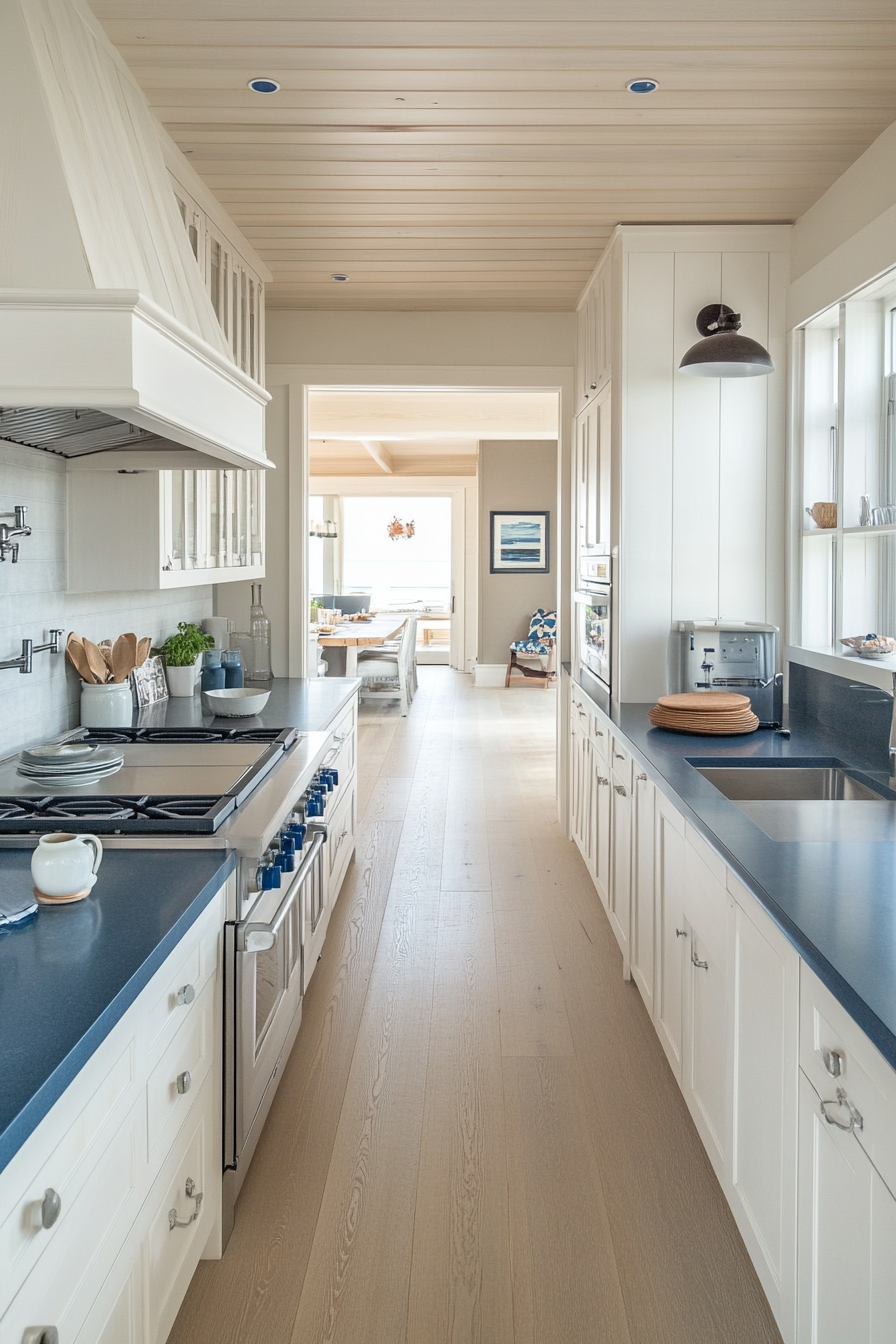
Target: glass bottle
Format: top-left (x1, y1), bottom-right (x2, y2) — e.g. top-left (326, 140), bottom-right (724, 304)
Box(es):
top-left (249, 582), bottom-right (272, 680)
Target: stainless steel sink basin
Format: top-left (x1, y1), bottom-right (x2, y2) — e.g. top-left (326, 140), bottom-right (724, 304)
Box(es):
top-left (694, 767), bottom-right (886, 802)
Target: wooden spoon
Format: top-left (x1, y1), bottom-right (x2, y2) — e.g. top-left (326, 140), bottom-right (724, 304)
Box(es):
top-left (124, 632), bottom-right (138, 672)
top-left (66, 634), bottom-right (95, 684)
top-left (111, 634), bottom-right (133, 683)
top-left (82, 637), bottom-right (109, 685)
top-left (136, 637), bottom-right (151, 667)
top-left (98, 640), bottom-right (114, 676)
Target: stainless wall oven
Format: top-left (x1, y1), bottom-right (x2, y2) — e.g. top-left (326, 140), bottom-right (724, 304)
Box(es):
top-left (575, 557), bottom-right (612, 691)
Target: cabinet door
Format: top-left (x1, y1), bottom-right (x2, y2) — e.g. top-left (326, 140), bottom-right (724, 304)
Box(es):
top-left (797, 1070), bottom-right (896, 1344)
top-left (608, 762), bottom-right (633, 979)
top-left (654, 793), bottom-right (687, 1080)
top-left (568, 718), bottom-right (585, 858)
top-left (682, 836), bottom-right (732, 1181)
top-left (594, 762), bottom-right (611, 910)
top-left (630, 771), bottom-right (656, 1015)
top-left (729, 884), bottom-right (799, 1339)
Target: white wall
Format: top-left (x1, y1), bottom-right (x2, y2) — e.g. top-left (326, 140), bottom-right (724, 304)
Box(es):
top-left (0, 441), bottom-right (211, 757)
top-left (789, 120), bottom-right (896, 327)
top-left (608, 227), bottom-right (790, 702)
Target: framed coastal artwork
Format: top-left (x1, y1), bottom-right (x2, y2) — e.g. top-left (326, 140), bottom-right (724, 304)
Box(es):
top-left (489, 511), bottom-right (550, 574)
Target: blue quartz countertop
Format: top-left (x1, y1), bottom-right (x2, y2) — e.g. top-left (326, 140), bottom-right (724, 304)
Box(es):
top-left (581, 676), bottom-right (896, 1072)
top-left (132, 676), bottom-right (361, 735)
top-left (0, 848), bottom-right (235, 1174)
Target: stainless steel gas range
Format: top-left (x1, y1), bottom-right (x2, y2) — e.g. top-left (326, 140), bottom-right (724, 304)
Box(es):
top-left (0, 718), bottom-right (351, 1244)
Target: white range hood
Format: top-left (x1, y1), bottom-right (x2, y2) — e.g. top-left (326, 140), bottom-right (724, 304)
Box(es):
top-left (0, 0), bottom-right (271, 470)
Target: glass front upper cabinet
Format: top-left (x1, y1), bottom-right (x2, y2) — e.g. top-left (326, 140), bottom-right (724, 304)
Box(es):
top-left (795, 266), bottom-right (896, 657)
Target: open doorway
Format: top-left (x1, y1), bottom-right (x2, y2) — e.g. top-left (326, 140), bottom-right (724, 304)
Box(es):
top-left (310, 493), bottom-right (453, 665)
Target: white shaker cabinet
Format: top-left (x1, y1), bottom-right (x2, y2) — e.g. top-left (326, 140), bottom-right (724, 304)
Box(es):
top-left (727, 872), bottom-right (799, 1339)
top-left (630, 768), bottom-right (656, 1018)
top-left (654, 789), bottom-right (687, 1082)
top-left (797, 966), bottom-right (896, 1344)
top-left (67, 464), bottom-right (266, 592)
top-left (681, 828), bottom-right (732, 1183)
top-left (607, 738), bottom-right (634, 978)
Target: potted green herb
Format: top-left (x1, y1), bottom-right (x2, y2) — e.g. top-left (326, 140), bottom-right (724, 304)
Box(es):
top-left (162, 622), bottom-right (214, 697)
top-left (310, 597), bottom-right (323, 625)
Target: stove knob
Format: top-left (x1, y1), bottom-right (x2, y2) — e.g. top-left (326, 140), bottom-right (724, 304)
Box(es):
top-left (260, 865), bottom-right (277, 890)
top-left (280, 834), bottom-right (295, 853)
top-left (281, 851), bottom-right (296, 872)
top-left (328, 768), bottom-right (339, 787)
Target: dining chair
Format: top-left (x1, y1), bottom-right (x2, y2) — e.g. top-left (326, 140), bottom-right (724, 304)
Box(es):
top-left (357, 617), bottom-right (418, 715)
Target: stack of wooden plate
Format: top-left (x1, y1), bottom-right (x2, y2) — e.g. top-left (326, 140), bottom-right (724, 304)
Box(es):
top-left (647, 692), bottom-right (759, 735)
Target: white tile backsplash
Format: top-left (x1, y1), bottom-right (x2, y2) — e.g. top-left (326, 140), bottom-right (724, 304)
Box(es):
top-left (0, 442), bottom-right (213, 757)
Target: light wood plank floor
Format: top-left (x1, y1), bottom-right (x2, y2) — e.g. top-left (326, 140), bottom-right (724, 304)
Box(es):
top-left (170, 669), bottom-right (782, 1344)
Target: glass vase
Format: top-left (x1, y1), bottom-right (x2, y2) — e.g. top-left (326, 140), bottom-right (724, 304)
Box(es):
top-left (249, 582), bottom-right (272, 680)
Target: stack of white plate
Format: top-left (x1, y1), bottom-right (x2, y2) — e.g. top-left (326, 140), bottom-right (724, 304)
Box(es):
top-left (17, 742), bottom-right (124, 788)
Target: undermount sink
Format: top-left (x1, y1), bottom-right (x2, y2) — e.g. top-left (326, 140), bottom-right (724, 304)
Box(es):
top-left (691, 762), bottom-right (896, 841)
top-left (694, 766), bottom-right (887, 803)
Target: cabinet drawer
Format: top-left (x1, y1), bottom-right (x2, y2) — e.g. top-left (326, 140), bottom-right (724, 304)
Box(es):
top-left (143, 1081), bottom-right (215, 1344)
top-left (328, 774), bottom-right (357, 904)
top-left (146, 976), bottom-right (215, 1158)
top-left (800, 965), bottom-right (896, 1198)
top-left (609, 738), bottom-right (632, 790)
top-left (0, 1095), bottom-right (145, 1344)
top-left (0, 1036), bottom-right (139, 1313)
top-left (144, 895), bottom-right (221, 1057)
top-left (324, 698), bottom-right (357, 783)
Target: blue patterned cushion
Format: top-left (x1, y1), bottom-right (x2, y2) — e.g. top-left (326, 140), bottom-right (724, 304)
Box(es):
top-left (510, 639), bottom-right (552, 654)
top-left (526, 608), bottom-right (557, 642)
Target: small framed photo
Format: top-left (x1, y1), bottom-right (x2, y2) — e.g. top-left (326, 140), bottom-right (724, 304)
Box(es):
top-left (131, 654), bottom-right (169, 708)
top-left (489, 511), bottom-right (550, 574)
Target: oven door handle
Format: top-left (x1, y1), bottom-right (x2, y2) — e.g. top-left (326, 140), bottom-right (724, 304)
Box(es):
top-left (236, 829), bottom-right (326, 953)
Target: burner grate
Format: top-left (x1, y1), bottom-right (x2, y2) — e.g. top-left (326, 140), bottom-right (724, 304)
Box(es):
top-left (0, 794), bottom-right (236, 834)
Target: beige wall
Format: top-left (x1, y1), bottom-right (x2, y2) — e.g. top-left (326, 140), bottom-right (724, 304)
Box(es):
top-left (266, 309), bottom-right (576, 368)
top-left (478, 441), bottom-right (558, 666)
top-left (789, 119), bottom-right (896, 326)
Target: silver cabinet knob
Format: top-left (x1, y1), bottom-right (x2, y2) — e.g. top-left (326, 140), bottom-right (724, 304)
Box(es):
top-left (691, 948), bottom-right (709, 970)
top-left (675, 928), bottom-right (687, 937)
top-left (821, 1046), bottom-right (845, 1078)
top-left (23, 1330), bottom-right (59, 1344)
top-left (176, 1070), bottom-right (192, 1095)
top-left (175, 984), bottom-right (196, 1007)
top-left (614, 784), bottom-right (627, 796)
top-left (40, 1188), bottom-right (61, 1229)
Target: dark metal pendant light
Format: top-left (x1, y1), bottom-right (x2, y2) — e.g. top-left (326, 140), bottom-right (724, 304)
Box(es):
top-left (679, 304), bottom-right (774, 378)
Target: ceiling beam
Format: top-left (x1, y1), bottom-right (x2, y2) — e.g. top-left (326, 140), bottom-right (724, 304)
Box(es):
top-left (360, 438), bottom-right (394, 473)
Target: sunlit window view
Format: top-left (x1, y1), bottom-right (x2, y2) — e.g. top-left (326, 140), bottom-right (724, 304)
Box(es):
top-left (340, 497), bottom-right (450, 609)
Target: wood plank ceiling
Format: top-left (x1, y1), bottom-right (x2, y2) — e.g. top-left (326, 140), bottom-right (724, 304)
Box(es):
top-left (94, 1), bottom-right (896, 312)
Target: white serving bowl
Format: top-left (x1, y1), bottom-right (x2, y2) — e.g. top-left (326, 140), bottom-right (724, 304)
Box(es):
top-left (202, 687), bottom-right (271, 718)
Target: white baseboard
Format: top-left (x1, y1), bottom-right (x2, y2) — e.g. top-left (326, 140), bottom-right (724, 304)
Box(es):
top-left (473, 663), bottom-right (508, 688)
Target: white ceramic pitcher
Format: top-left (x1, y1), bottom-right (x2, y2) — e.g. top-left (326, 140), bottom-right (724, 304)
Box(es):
top-left (31, 832), bottom-right (103, 898)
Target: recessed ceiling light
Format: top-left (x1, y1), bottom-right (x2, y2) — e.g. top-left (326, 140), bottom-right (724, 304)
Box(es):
top-left (248, 78), bottom-right (280, 94)
top-left (626, 78), bottom-right (659, 94)
top-left (331, 273), bottom-right (349, 282)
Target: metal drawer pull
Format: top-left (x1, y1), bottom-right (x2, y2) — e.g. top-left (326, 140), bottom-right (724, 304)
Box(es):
top-left (176, 1070), bottom-right (192, 1095)
top-left (691, 948), bottom-right (709, 970)
top-left (40, 1187), bottom-right (61, 1229)
top-left (614, 784), bottom-right (627, 796)
top-left (636, 772), bottom-right (648, 782)
top-left (597, 776), bottom-right (609, 787)
top-left (22, 1329), bottom-right (59, 1344)
top-left (821, 1087), bottom-right (864, 1133)
top-left (675, 928), bottom-right (687, 938)
top-left (821, 1046), bottom-right (845, 1078)
top-left (168, 1177), bottom-right (203, 1230)
top-left (176, 983), bottom-right (196, 1007)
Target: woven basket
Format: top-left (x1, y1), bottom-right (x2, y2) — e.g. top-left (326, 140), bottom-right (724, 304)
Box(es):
top-left (805, 501), bottom-right (837, 529)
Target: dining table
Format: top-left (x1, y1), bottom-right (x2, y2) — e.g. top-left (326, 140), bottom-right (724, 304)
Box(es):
top-left (315, 616), bottom-right (407, 676)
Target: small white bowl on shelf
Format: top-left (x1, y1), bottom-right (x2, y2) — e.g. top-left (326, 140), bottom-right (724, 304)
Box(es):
top-left (202, 687), bottom-right (271, 717)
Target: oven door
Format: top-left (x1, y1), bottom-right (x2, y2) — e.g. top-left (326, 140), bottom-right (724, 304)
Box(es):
top-left (575, 586), bottom-right (611, 689)
top-left (229, 827), bottom-right (325, 1163)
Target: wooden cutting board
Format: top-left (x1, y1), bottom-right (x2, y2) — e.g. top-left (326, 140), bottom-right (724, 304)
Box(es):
top-left (648, 707), bottom-right (759, 735)
top-left (655, 692), bottom-right (751, 713)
